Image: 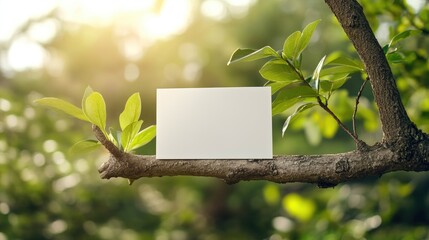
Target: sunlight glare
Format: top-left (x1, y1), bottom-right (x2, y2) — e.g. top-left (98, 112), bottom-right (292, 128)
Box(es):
top-left (137, 0), bottom-right (192, 41)
top-left (1, 0), bottom-right (193, 72)
top-left (65, 0), bottom-right (192, 40)
top-left (6, 36), bottom-right (47, 71)
top-left (201, 0), bottom-right (227, 20)
top-left (65, 0), bottom-right (155, 24)
top-left (406, 0), bottom-right (425, 12)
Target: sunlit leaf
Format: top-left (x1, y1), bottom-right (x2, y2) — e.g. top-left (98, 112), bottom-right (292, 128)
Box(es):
top-left (82, 86), bottom-right (94, 109)
top-left (259, 59), bottom-right (301, 82)
top-left (319, 65), bottom-right (361, 77)
top-left (295, 19), bottom-right (321, 58)
top-left (272, 98), bottom-right (300, 116)
top-left (325, 55), bottom-right (364, 70)
top-left (282, 103), bottom-right (317, 137)
top-left (121, 120), bottom-right (143, 151)
top-left (227, 46), bottom-right (279, 65)
top-left (387, 52), bottom-right (405, 63)
top-left (282, 31), bottom-right (301, 60)
top-left (69, 139), bottom-right (101, 155)
top-left (267, 81), bottom-right (290, 95)
top-left (119, 93), bottom-right (141, 130)
top-left (324, 73), bottom-right (350, 81)
top-left (319, 74), bottom-right (350, 93)
top-left (311, 55), bottom-right (326, 92)
top-left (282, 193), bottom-right (316, 222)
top-left (382, 44), bottom-right (390, 54)
top-left (272, 83), bottom-right (319, 115)
top-left (83, 92), bottom-right (107, 133)
top-left (35, 97), bottom-right (89, 122)
top-left (389, 29), bottom-right (421, 47)
top-left (127, 125), bottom-right (156, 152)
top-left (108, 127), bottom-right (120, 149)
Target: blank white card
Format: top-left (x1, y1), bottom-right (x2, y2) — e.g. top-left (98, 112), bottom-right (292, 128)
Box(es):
top-left (156, 87), bottom-right (272, 159)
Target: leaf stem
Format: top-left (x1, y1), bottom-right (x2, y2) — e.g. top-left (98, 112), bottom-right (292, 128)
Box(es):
top-left (353, 78), bottom-right (368, 137)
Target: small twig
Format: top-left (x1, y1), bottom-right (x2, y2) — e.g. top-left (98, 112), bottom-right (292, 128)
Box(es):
top-left (317, 97), bottom-right (360, 144)
top-left (92, 125), bottom-right (123, 158)
top-left (353, 79), bottom-right (368, 137)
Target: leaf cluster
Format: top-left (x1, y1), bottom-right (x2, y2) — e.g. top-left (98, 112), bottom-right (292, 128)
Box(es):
top-left (35, 87), bottom-right (156, 154)
top-left (383, 29), bottom-right (422, 63)
top-left (228, 20), bottom-right (364, 137)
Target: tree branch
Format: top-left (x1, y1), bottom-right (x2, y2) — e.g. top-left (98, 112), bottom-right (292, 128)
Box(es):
top-left (324, 0), bottom-right (417, 142)
top-left (94, 125), bottom-right (429, 185)
top-left (97, 141), bottom-right (429, 186)
top-left (93, 0), bottom-right (429, 185)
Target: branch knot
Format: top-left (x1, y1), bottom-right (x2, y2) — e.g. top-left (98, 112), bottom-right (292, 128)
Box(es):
top-left (335, 158), bottom-right (350, 173)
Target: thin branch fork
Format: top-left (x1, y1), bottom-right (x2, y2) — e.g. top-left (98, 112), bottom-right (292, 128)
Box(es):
top-left (316, 97), bottom-right (361, 146)
top-left (352, 78), bottom-right (369, 138)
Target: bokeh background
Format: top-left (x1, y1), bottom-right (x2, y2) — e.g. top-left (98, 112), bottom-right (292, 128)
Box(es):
top-left (1, 0), bottom-right (429, 239)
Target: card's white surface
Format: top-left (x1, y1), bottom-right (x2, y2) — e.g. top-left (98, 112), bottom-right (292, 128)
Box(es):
top-left (156, 87), bottom-right (272, 159)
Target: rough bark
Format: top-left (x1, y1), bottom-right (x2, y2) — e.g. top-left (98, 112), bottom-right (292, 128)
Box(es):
top-left (324, 0), bottom-right (417, 142)
top-left (95, 0), bottom-right (429, 185)
top-left (103, 149), bottom-right (429, 186)
top-left (94, 125), bottom-right (429, 186)
top-left (98, 147), bottom-right (429, 186)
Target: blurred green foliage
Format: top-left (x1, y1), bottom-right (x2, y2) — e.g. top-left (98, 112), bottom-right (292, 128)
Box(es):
top-left (1, 0), bottom-right (429, 239)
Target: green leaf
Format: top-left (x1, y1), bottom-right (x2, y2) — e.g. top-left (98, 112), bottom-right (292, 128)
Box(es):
top-left (83, 92), bottom-right (107, 132)
top-left (69, 139), bottom-right (101, 155)
top-left (295, 19), bottom-right (321, 58)
top-left (311, 55), bottom-right (326, 92)
top-left (259, 59), bottom-right (301, 82)
top-left (272, 83), bottom-right (319, 115)
top-left (282, 103), bottom-right (317, 137)
top-left (121, 120), bottom-right (143, 151)
top-left (319, 75), bottom-right (349, 93)
top-left (319, 65), bottom-right (361, 77)
top-left (382, 44), bottom-right (390, 54)
top-left (325, 55), bottom-right (364, 70)
top-left (119, 93), bottom-right (141, 130)
top-left (387, 52), bottom-right (405, 63)
top-left (389, 30), bottom-right (421, 47)
top-left (35, 97), bottom-right (89, 122)
top-left (108, 127), bottom-right (120, 149)
top-left (227, 46), bottom-right (279, 65)
top-left (127, 125), bottom-right (156, 152)
top-left (82, 86), bottom-right (94, 109)
top-left (272, 98), bottom-right (300, 116)
top-left (282, 31), bottom-right (301, 60)
top-left (267, 81), bottom-right (290, 95)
